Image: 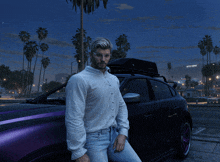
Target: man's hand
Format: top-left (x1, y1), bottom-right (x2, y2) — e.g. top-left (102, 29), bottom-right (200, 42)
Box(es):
top-left (75, 154), bottom-right (90, 162)
top-left (113, 134), bottom-right (126, 153)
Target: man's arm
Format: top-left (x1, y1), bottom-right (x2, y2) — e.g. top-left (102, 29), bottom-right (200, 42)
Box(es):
top-left (116, 84), bottom-right (129, 137)
top-left (114, 79), bottom-right (129, 152)
top-left (65, 75), bottom-right (88, 160)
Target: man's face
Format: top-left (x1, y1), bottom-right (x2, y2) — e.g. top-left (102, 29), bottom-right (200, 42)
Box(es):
top-left (90, 48), bottom-right (111, 71)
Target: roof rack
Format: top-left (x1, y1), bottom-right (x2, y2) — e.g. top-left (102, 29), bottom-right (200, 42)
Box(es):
top-left (108, 58), bottom-right (167, 82)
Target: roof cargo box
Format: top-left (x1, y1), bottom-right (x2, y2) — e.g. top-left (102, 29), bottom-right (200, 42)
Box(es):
top-left (107, 58), bottom-right (159, 77)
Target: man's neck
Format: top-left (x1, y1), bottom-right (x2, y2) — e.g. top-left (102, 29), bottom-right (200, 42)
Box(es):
top-left (91, 65), bottom-right (106, 74)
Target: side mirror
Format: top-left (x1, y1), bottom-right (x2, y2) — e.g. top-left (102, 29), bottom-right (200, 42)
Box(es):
top-left (123, 93), bottom-right (140, 103)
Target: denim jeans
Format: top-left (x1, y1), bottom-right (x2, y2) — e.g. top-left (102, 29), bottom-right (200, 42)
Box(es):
top-left (84, 127), bottom-right (142, 162)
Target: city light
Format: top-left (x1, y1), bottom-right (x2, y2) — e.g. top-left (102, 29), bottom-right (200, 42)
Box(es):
top-left (216, 76), bottom-right (220, 79)
top-left (209, 78), bottom-right (212, 81)
top-left (186, 65), bottom-right (197, 68)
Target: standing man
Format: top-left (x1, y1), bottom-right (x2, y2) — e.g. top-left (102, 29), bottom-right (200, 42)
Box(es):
top-left (65, 37), bottom-right (141, 162)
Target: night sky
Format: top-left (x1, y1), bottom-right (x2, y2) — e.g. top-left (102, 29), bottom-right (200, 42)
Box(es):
top-left (1, 0), bottom-right (220, 85)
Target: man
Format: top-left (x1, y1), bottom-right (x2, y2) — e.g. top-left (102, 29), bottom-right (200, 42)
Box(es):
top-left (65, 37), bottom-right (141, 162)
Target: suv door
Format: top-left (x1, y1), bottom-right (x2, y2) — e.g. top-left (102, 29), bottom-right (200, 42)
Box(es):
top-left (148, 79), bottom-right (177, 148)
top-left (120, 78), bottom-right (160, 159)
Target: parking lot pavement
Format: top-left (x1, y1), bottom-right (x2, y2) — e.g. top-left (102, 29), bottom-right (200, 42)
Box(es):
top-left (164, 126), bottom-right (220, 162)
top-left (181, 140), bottom-right (220, 162)
top-left (164, 139), bottom-right (220, 162)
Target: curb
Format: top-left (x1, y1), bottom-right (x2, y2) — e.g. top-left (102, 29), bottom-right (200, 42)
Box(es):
top-left (192, 135), bottom-right (220, 143)
top-left (188, 104), bottom-right (220, 107)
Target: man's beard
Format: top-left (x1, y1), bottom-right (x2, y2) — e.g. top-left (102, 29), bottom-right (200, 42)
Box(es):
top-left (91, 57), bottom-right (106, 69)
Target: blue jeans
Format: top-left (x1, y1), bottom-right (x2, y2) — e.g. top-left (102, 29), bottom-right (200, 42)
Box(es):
top-left (84, 127), bottom-right (142, 162)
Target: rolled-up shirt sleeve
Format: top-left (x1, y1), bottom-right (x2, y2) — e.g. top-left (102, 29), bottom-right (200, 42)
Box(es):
top-left (116, 79), bottom-right (129, 137)
top-left (65, 75), bottom-right (87, 160)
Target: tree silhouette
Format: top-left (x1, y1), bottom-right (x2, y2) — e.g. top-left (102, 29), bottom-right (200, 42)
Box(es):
top-left (19, 31), bottom-right (31, 94)
top-left (23, 41), bottom-right (38, 94)
top-left (66, 0), bottom-right (108, 71)
top-left (213, 45), bottom-right (220, 63)
top-left (71, 28), bottom-right (92, 70)
top-left (111, 34), bottom-right (130, 60)
top-left (37, 43), bottom-right (49, 92)
top-left (19, 31), bottom-right (31, 71)
top-left (33, 27), bottom-right (48, 90)
top-left (115, 34), bottom-right (131, 52)
top-left (41, 57), bottom-right (50, 83)
top-left (198, 35), bottom-right (213, 96)
top-left (185, 75), bottom-right (191, 89)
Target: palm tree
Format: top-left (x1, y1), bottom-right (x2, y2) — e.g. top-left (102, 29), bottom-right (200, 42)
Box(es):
top-left (19, 31), bottom-right (31, 71)
top-left (18, 31), bottom-right (30, 94)
top-left (66, 0), bottom-right (108, 72)
top-left (33, 27), bottom-right (48, 86)
top-left (213, 45), bottom-right (220, 63)
top-left (41, 57), bottom-right (50, 83)
top-left (115, 34), bottom-right (131, 52)
top-left (198, 40), bottom-right (206, 67)
top-left (203, 35), bottom-right (213, 64)
top-left (23, 41), bottom-right (38, 94)
top-left (37, 43), bottom-right (49, 92)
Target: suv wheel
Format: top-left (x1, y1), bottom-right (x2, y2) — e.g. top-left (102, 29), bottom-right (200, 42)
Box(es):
top-left (176, 121), bottom-right (191, 158)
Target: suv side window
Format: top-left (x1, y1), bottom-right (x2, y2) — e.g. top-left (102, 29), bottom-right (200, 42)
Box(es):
top-left (122, 78), bottom-right (150, 102)
top-left (149, 80), bottom-right (173, 100)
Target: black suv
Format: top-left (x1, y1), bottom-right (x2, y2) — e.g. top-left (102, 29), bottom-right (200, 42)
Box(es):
top-left (0, 58), bottom-right (192, 162)
top-left (108, 58), bottom-right (192, 161)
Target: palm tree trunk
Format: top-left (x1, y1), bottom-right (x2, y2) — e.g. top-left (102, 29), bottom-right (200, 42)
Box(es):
top-left (37, 63), bottom-right (43, 92)
top-left (29, 61), bottom-right (32, 95)
top-left (79, 0), bottom-right (84, 72)
top-left (207, 51), bottom-right (208, 65)
top-left (43, 68), bottom-right (46, 83)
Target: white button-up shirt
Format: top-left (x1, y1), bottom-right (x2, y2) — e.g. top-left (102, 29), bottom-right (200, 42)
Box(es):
top-left (65, 66), bottom-right (129, 160)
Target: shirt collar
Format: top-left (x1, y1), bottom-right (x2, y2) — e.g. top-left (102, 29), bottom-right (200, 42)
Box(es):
top-left (85, 66), bottom-right (110, 75)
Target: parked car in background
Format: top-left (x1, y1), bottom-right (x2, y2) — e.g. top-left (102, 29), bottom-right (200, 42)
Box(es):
top-left (207, 97), bottom-right (219, 104)
top-left (0, 58), bottom-right (192, 162)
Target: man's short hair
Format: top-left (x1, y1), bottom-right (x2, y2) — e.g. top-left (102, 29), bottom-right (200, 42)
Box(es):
top-left (90, 37), bottom-right (113, 53)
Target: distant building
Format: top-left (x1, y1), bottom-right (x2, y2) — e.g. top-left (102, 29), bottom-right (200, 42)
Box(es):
top-left (167, 64), bottom-right (203, 82)
top-left (0, 86), bottom-right (5, 94)
top-left (55, 73), bottom-right (69, 84)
